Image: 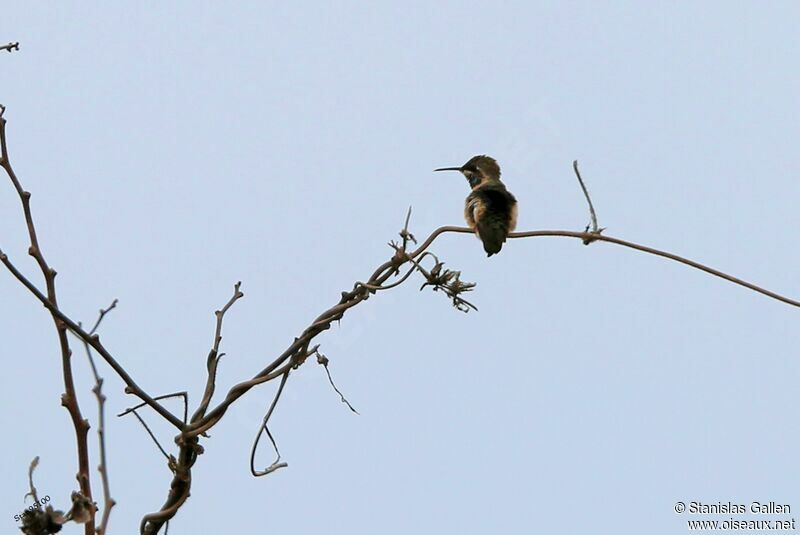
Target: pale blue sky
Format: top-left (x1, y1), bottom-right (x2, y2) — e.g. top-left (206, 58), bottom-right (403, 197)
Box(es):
top-left (2, 2), bottom-right (800, 534)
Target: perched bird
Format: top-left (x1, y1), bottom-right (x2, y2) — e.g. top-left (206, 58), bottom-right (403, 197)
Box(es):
top-left (434, 155), bottom-right (518, 256)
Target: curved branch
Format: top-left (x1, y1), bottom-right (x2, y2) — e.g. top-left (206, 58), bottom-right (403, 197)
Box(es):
top-left (414, 226), bottom-right (800, 308)
top-left (191, 221), bottom-right (799, 442)
top-left (250, 371), bottom-right (290, 477)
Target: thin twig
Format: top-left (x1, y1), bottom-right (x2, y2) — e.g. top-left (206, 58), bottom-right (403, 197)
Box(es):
top-left (89, 299), bottom-right (118, 335)
top-left (405, 225), bottom-right (800, 308)
top-left (191, 282), bottom-right (244, 423)
top-left (117, 392), bottom-right (188, 422)
top-left (356, 260), bottom-right (419, 291)
top-left (1, 115), bottom-right (181, 432)
top-left (316, 351), bottom-right (359, 414)
top-left (76, 299), bottom-right (119, 535)
top-left (400, 205), bottom-right (416, 250)
top-left (0, 249), bottom-right (184, 429)
top-left (1, 42), bottom-right (19, 53)
top-left (250, 372), bottom-right (290, 477)
top-left (572, 160), bottom-right (604, 243)
top-left (129, 409), bottom-right (171, 463)
top-left (513, 229), bottom-right (800, 307)
top-left (25, 456), bottom-right (40, 503)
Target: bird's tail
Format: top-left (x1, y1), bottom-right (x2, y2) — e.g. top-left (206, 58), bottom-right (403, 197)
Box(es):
top-left (477, 215), bottom-right (510, 257)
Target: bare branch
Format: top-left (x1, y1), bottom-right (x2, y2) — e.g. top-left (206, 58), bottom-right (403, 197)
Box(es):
top-left (191, 282), bottom-right (244, 423)
top-left (76, 299), bottom-right (119, 535)
top-left (0, 250), bottom-right (185, 429)
top-left (409, 225), bottom-right (800, 308)
top-left (5, 98), bottom-right (797, 535)
top-left (355, 260), bottom-right (418, 292)
top-left (0, 110), bottom-right (96, 535)
top-left (250, 372), bottom-right (290, 477)
top-left (140, 476), bottom-right (190, 535)
top-left (129, 410), bottom-right (172, 463)
top-left (572, 160), bottom-right (604, 242)
top-left (89, 299), bottom-right (118, 335)
top-left (25, 457), bottom-right (40, 504)
top-left (1, 41), bottom-right (19, 53)
top-left (400, 205), bottom-right (416, 249)
top-left (118, 392), bottom-right (188, 423)
top-left (139, 428), bottom-right (201, 535)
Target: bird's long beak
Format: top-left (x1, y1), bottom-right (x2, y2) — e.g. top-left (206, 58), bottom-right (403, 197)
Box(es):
top-left (433, 166), bottom-right (462, 172)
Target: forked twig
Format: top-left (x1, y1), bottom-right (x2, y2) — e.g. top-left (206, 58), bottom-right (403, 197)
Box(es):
top-left (77, 299), bottom-right (119, 535)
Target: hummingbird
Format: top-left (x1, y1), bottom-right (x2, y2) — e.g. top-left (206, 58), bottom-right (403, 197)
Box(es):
top-left (434, 155), bottom-right (518, 256)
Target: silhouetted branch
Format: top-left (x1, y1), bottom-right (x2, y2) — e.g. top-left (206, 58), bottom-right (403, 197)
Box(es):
top-left (129, 410), bottom-right (172, 463)
top-left (572, 160), bottom-right (605, 243)
top-left (250, 371), bottom-right (290, 477)
top-left (0, 110), bottom-right (96, 535)
top-left (191, 282), bottom-right (244, 423)
top-left (25, 457), bottom-right (40, 503)
top-left (77, 299), bottom-right (119, 535)
top-left (415, 226), bottom-right (800, 308)
top-left (1, 41), bottom-right (19, 53)
top-left (4, 98), bottom-right (797, 534)
top-left (0, 246), bottom-right (185, 428)
top-left (400, 205), bottom-right (416, 249)
top-left (118, 392), bottom-right (188, 423)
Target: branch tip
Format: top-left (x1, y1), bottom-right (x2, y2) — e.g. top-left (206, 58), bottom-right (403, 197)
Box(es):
top-left (572, 159), bottom-right (601, 236)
